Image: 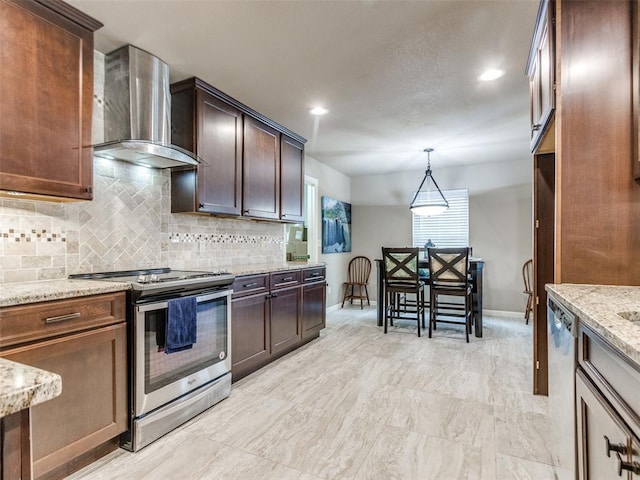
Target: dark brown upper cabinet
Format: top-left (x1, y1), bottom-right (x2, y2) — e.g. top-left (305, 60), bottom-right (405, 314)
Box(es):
top-left (527, 0), bottom-right (555, 153)
top-left (243, 117), bottom-right (281, 220)
top-left (0, 0), bottom-right (101, 201)
top-left (170, 77), bottom-right (306, 222)
top-left (171, 79), bottom-right (243, 216)
top-left (280, 136), bottom-right (305, 223)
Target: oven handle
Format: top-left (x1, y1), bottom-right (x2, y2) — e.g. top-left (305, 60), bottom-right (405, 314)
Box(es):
top-left (136, 289), bottom-right (233, 313)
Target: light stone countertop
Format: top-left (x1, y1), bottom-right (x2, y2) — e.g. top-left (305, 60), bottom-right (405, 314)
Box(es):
top-left (0, 279), bottom-right (130, 308)
top-left (227, 261), bottom-right (325, 277)
top-left (0, 358), bottom-right (62, 418)
top-left (546, 284), bottom-right (640, 366)
top-left (0, 263), bottom-right (324, 307)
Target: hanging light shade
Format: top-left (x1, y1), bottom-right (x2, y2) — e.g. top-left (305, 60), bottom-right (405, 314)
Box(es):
top-left (409, 148), bottom-right (449, 216)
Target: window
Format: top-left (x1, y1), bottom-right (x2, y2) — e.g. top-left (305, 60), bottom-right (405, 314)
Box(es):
top-left (412, 188), bottom-right (469, 248)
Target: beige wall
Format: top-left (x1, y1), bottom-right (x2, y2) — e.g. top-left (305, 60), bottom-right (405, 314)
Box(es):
top-left (351, 159), bottom-right (532, 313)
top-left (305, 155), bottom-right (351, 308)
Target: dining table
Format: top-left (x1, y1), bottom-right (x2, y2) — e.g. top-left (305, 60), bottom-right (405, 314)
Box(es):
top-left (375, 256), bottom-right (485, 337)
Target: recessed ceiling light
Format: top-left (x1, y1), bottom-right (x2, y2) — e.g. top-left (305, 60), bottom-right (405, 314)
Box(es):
top-left (478, 68), bottom-right (505, 81)
top-left (309, 106), bottom-right (329, 116)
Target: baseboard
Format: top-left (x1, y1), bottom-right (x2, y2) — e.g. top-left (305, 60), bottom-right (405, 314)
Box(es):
top-left (328, 302), bottom-right (377, 312)
top-left (484, 309), bottom-right (526, 319)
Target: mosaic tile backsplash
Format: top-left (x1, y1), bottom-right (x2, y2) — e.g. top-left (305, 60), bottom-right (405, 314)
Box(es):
top-left (0, 160), bottom-right (286, 284)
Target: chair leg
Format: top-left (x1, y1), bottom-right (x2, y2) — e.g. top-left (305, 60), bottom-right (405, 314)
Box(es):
top-left (384, 291), bottom-right (389, 333)
top-left (428, 291), bottom-right (434, 338)
top-left (465, 293), bottom-right (470, 343)
top-left (359, 285), bottom-right (364, 309)
top-left (416, 289), bottom-right (421, 337)
top-left (365, 285), bottom-right (370, 306)
top-left (525, 294), bottom-right (532, 324)
top-left (341, 283), bottom-right (348, 308)
top-left (420, 289), bottom-right (426, 329)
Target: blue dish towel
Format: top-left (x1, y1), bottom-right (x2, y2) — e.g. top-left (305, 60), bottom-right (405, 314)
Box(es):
top-left (165, 296), bottom-right (197, 354)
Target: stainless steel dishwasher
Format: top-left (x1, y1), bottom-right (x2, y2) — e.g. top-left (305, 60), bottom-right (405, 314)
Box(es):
top-left (547, 297), bottom-right (577, 480)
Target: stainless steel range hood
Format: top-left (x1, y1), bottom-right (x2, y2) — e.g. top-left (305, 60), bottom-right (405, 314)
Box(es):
top-left (93, 45), bottom-right (200, 169)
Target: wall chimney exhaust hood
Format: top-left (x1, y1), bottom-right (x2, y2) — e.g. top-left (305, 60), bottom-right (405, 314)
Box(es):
top-left (93, 45), bottom-right (201, 169)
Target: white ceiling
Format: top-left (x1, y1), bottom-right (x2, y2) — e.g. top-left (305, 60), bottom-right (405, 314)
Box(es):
top-left (69, 0), bottom-right (540, 178)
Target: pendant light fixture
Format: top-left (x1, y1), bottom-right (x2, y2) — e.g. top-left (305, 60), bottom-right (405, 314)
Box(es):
top-left (409, 148), bottom-right (449, 216)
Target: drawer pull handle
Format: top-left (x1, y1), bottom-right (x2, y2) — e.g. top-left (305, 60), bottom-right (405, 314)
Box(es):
top-left (282, 277), bottom-right (294, 282)
top-left (310, 273), bottom-right (320, 277)
top-left (616, 452), bottom-right (640, 476)
top-left (605, 436), bottom-right (627, 457)
top-left (243, 282), bottom-right (259, 288)
top-left (45, 312), bottom-right (81, 324)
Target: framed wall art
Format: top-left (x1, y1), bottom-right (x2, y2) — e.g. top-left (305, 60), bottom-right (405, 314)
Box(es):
top-left (321, 196), bottom-right (351, 253)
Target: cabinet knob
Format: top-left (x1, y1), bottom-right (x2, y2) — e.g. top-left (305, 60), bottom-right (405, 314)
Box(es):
top-left (198, 203), bottom-right (205, 209)
top-left (605, 435), bottom-right (627, 457)
top-left (616, 452), bottom-right (640, 476)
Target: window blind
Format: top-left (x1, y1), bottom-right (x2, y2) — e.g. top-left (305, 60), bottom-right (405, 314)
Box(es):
top-left (412, 188), bottom-right (469, 248)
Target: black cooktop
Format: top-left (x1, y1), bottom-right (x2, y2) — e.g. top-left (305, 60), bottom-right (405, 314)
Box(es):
top-left (70, 267), bottom-right (235, 293)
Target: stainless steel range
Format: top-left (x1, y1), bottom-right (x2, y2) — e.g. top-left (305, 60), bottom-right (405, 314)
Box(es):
top-left (70, 268), bottom-right (234, 451)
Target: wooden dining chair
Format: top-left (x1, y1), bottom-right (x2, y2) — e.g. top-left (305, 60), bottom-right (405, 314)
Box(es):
top-left (427, 247), bottom-right (472, 342)
top-left (381, 247), bottom-right (426, 336)
top-left (341, 256), bottom-right (372, 309)
top-left (522, 258), bottom-right (533, 324)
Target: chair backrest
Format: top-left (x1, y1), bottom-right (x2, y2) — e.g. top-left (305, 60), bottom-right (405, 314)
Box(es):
top-left (347, 256), bottom-right (372, 284)
top-left (427, 247), bottom-right (470, 287)
top-left (522, 259), bottom-right (533, 292)
top-left (381, 247), bottom-right (420, 284)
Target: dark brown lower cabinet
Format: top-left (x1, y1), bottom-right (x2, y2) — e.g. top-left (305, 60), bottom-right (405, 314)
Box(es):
top-left (302, 279), bottom-right (326, 340)
top-left (231, 291), bottom-right (270, 380)
top-left (269, 285), bottom-right (301, 357)
top-left (231, 267), bottom-right (326, 382)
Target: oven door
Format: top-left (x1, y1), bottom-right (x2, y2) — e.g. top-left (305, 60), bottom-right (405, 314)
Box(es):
top-left (134, 289), bottom-right (232, 417)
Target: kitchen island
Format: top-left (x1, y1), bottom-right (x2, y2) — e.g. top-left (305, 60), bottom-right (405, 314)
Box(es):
top-left (546, 284), bottom-right (640, 480)
top-left (1, 358), bottom-right (62, 480)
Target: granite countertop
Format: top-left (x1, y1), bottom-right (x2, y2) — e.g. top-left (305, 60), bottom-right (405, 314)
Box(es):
top-left (229, 261), bottom-right (325, 277)
top-left (0, 263), bottom-right (325, 307)
top-left (546, 284), bottom-right (640, 365)
top-left (0, 279), bottom-right (130, 308)
top-left (0, 358), bottom-right (62, 418)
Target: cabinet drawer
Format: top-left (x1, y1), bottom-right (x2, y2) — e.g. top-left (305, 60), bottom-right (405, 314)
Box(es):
top-left (0, 292), bottom-right (126, 348)
top-left (578, 324), bottom-right (640, 429)
top-left (232, 274), bottom-right (269, 298)
top-left (270, 270), bottom-right (301, 289)
top-left (302, 267), bottom-right (325, 283)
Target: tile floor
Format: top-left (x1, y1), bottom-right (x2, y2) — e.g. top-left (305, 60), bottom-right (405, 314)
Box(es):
top-left (67, 306), bottom-right (558, 480)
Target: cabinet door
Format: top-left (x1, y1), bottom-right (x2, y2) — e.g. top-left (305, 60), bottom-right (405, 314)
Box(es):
top-left (576, 368), bottom-right (632, 480)
top-left (0, 0), bottom-right (96, 200)
top-left (195, 90), bottom-right (243, 215)
top-left (280, 136), bottom-right (304, 223)
top-left (302, 281), bottom-right (326, 340)
top-left (231, 292), bottom-right (270, 381)
top-left (243, 117), bottom-right (280, 220)
top-left (0, 324), bottom-right (127, 480)
top-left (529, 0), bottom-right (555, 152)
top-left (270, 286), bottom-right (301, 356)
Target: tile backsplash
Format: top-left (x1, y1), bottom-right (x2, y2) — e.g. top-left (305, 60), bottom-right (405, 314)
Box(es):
top-left (0, 50), bottom-right (287, 284)
top-left (0, 160), bottom-right (286, 284)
